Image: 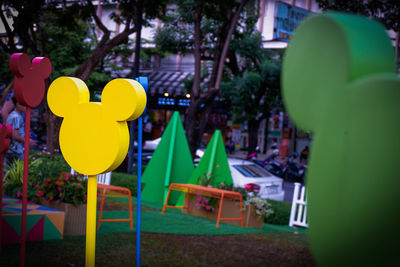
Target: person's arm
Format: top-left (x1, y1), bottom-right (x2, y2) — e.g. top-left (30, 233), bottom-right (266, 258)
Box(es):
top-left (12, 128), bottom-right (24, 143)
top-left (12, 128), bottom-right (37, 146)
top-left (2, 100), bottom-right (15, 122)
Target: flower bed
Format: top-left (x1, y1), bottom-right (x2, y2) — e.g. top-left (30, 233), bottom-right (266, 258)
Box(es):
top-left (183, 195), bottom-right (264, 228)
top-left (37, 172), bottom-right (88, 236)
top-left (36, 172), bottom-right (87, 205)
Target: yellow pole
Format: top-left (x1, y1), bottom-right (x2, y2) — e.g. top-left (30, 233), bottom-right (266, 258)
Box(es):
top-left (85, 175), bottom-right (97, 267)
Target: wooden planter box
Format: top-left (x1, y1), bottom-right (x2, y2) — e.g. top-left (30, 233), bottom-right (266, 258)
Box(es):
top-left (40, 199), bottom-right (87, 236)
top-left (183, 195), bottom-right (263, 228)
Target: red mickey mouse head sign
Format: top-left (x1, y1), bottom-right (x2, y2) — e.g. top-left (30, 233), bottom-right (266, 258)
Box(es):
top-left (9, 53), bottom-right (52, 107)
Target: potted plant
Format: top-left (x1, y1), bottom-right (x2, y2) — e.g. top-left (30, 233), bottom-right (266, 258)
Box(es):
top-left (242, 196), bottom-right (274, 228)
top-left (38, 172), bottom-right (87, 236)
top-left (215, 182), bottom-right (274, 228)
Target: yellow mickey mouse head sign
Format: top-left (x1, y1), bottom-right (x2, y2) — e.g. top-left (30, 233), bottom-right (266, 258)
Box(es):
top-left (48, 77), bottom-right (146, 175)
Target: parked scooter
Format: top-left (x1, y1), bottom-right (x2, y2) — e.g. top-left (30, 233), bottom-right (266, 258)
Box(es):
top-left (248, 150), bottom-right (287, 178)
top-left (265, 159), bottom-right (286, 178)
top-left (284, 152), bottom-right (306, 183)
top-left (262, 150), bottom-right (285, 178)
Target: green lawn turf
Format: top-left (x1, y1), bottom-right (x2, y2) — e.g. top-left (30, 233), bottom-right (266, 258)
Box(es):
top-left (97, 197), bottom-right (306, 235)
top-left (0, 190), bottom-right (309, 266)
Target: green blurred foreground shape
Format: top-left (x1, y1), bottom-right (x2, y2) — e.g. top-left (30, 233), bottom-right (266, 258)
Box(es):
top-left (282, 12), bottom-right (400, 266)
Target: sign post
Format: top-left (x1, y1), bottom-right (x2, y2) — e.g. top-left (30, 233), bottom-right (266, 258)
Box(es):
top-left (9, 53), bottom-right (51, 267)
top-left (48, 77), bottom-right (146, 267)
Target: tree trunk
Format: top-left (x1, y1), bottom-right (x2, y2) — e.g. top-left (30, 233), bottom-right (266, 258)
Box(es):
top-left (247, 118), bottom-right (260, 156)
top-left (127, 0), bottom-right (143, 174)
top-left (185, 0), bottom-right (203, 156)
top-left (185, 0), bottom-right (250, 156)
top-left (72, 41), bottom-right (110, 81)
top-left (45, 1), bottom-right (136, 151)
top-left (186, 91), bottom-right (219, 157)
top-left (185, 101), bottom-right (201, 156)
top-left (214, 0), bottom-right (249, 90)
top-left (45, 111), bottom-right (61, 153)
top-left (71, 2), bottom-right (136, 81)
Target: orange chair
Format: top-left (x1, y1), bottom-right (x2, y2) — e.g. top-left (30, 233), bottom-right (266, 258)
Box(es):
top-left (96, 180), bottom-right (133, 230)
top-left (162, 183), bottom-right (244, 227)
top-left (70, 169), bottom-right (133, 230)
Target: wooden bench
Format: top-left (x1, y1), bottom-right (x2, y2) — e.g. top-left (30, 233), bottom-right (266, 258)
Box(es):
top-left (161, 183), bottom-right (243, 227)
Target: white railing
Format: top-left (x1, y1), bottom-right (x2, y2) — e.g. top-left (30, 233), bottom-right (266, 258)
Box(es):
top-left (70, 168), bottom-right (112, 185)
top-left (289, 182), bottom-right (309, 228)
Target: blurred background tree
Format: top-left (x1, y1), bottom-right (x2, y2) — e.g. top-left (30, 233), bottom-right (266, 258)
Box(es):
top-left (316, 0), bottom-right (400, 66)
top-left (0, 0), bottom-right (167, 151)
top-left (155, 0), bottom-right (252, 156)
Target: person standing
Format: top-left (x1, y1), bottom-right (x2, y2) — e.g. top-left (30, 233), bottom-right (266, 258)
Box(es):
top-left (300, 146), bottom-right (309, 163)
top-left (144, 119), bottom-right (153, 141)
top-left (5, 97), bottom-right (36, 163)
top-left (1, 89), bottom-right (15, 123)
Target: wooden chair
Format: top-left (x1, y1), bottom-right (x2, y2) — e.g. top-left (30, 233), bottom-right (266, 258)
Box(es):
top-left (70, 169), bottom-right (133, 230)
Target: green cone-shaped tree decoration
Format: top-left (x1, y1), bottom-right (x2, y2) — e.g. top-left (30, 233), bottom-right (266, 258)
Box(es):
top-left (176, 130), bottom-right (232, 205)
top-left (142, 111), bottom-right (194, 205)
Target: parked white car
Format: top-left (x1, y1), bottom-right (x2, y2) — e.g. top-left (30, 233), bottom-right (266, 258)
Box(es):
top-left (134, 138), bottom-right (161, 151)
top-left (228, 158), bottom-right (285, 201)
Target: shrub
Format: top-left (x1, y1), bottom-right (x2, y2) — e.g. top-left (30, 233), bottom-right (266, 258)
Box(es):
top-left (29, 151), bottom-right (70, 184)
top-left (4, 159), bottom-right (24, 185)
top-left (264, 199), bottom-right (291, 225)
top-left (215, 182), bottom-right (250, 201)
top-left (3, 152), bottom-right (71, 204)
top-left (36, 172), bottom-right (87, 205)
top-left (110, 172), bottom-right (137, 196)
top-left (3, 159), bottom-right (39, 203)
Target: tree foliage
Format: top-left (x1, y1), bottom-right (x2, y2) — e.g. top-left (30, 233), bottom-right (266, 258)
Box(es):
top-left (222, 28), bottom-right (282, 155)
top-left (316, 0), bottom-right (400, 32)
top-left (155, 0), bottom-right (252, 155)
top-left (223, 59), bottom-right (281, 124)
top-left (316, 0), bottom-right (400, 68)
top-left (0, 0), bottom-right (168, 151)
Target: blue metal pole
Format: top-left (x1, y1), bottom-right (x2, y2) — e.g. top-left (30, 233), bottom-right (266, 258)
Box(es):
top-left (136, 76), bottom-right (148, 267)
top-left (137, 115), bottom-right (142, 267)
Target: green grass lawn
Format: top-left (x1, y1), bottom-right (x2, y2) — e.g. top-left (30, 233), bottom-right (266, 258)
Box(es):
top-left (0, 231), bottom-right (313, 267)
top-left (0, 211), bottom-right (312, 267)
top-left (0, 172), bottom-right (314, 266)
top-left (110, 171), bottom-right (293, 226)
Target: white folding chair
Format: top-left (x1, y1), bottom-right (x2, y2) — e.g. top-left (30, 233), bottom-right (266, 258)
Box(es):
top-left (289, 182), bottom-right (309, 228)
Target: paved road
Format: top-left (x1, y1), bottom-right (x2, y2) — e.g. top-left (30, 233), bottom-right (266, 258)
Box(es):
top-left (283, 181), bottom-right (295, 203)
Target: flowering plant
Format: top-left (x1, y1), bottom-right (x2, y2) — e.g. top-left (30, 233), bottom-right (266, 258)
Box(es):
top-left (36, 172), bottom-right (87, 206)
top-left (195, 193), bottom-right (217, 212)
top-left (216, 182), bottom-right (249, 201)
top-left (194, 173), bottom-right (218, 212)
top-left (243, 197), bottom-right (274, 220)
